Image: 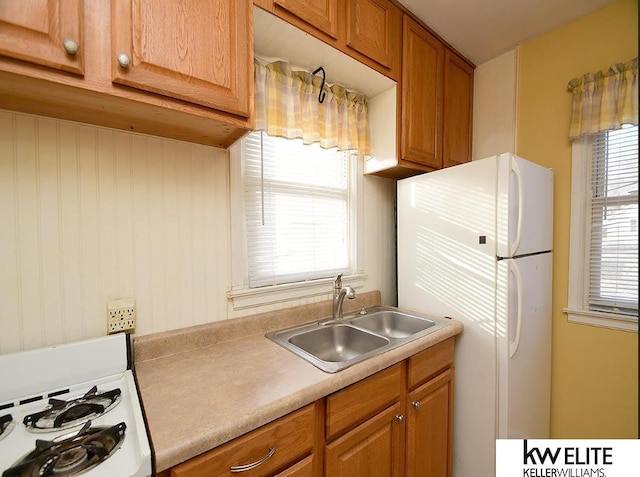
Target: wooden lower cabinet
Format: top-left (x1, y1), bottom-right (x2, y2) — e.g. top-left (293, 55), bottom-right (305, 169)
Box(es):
top-left (168, 404), bottom-right (318, 477)
top-left (324, 339), bottom-right (455, 477)
top-left (325, 403), bottom-right (404, 476)
top-left (158, 339), bottom-right (455, 477)
top-left (406, 368), bottom-right (454, 477)
top-left (275, 455), bottom-right (316, 477)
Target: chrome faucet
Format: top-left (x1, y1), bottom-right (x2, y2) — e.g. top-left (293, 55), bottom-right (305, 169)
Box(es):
top-left (332, 273), bottom-right (356, 320)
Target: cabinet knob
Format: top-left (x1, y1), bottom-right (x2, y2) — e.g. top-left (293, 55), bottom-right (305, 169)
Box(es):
top-left (62, 39), bottom-right (79, 56)
top-left (395, 414), bottom-right (404, 423)
top-left (411, 401), bottom-right (421, 410)
top-left (117, 53), bottom-right (131, 69)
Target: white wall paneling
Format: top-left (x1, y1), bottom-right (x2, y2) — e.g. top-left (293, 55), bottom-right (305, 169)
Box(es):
top-left (0, 110), bottom-right (397, 353)
top-left (0, 110), bottom-right (229, 353)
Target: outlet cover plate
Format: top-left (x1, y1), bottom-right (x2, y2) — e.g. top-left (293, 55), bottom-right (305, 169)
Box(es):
top-left (107, 298), bottom-right (136, 334)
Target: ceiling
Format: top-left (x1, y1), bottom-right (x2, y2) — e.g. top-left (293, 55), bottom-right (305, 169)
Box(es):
top-left (397, 0), bottom-right (618, 65)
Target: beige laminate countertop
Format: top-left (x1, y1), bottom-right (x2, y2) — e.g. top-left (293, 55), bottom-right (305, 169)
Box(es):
top-left (133, 293), bottom-right (464, 473)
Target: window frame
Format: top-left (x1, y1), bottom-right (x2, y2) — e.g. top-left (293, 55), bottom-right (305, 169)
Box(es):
top-left (228, 135), bottom-right (366, 311)
top-left (564, 133), bottom-right (638, 333)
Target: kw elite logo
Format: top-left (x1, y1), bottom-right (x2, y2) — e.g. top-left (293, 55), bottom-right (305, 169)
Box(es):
top-left (522, 440), bottom-right (612, 477)
top-left (496, 439), bottom-right (639, 477)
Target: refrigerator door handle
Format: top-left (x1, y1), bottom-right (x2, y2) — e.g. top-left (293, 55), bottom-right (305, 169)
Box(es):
top-left (509, 260), bottom-right (523, 358)
top-left (510, 159), bottom-right (524, 257)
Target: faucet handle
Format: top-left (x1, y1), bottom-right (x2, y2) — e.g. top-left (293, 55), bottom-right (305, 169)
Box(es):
top-left (334, 273), bottom-right (343, 289)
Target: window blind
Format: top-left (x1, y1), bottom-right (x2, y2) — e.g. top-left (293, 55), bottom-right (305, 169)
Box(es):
top-left (589, 124), bottom-right (638, 315)
top-left (241, 131), bottom-right (352, 288)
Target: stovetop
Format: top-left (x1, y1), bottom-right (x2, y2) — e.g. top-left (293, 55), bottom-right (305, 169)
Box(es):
top-left (0, 335), bottom-right (151, 477)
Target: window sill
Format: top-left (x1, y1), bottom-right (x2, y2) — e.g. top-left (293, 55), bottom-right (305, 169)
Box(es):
top-left (227, 273), bottom-right (368, 311)
top-left (564, 307), bottom-right (638, 333)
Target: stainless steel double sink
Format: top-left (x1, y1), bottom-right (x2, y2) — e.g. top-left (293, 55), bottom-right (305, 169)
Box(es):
top-left (266, 306), bottom-right (451, 373)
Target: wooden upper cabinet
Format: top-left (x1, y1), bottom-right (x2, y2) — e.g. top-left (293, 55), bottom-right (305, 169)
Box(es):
top-left (443, 49), bottom-right (474, 167)
top-left (274, 0), bottom-right (338, 39)
top-left (0, 0), bottom-right (84, 75)
top-left (401, 15), bottom-right (444, 169)
top-left (345, 0), bottom-right (401, 70)
top-left (111, 0), bottom-right (251, 117)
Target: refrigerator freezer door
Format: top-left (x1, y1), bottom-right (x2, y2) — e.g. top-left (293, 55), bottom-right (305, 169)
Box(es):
top-left (496, 153), bottom-right (553, 257)
top-left (496, 253), bottom-right (552, 439)
top-left (398, 161), bottom-right (499, 477)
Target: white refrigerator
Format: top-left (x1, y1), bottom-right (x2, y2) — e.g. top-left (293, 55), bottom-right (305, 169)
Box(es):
top-left (397, 153), bottom-right (553, 477)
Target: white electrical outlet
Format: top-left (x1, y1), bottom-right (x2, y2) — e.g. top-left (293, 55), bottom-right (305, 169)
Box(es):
top-left (107, 298), bottom-right (136, 334)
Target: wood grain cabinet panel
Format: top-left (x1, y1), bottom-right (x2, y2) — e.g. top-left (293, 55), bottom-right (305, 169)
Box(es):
top-left (443, 49), bottom-right (474, 167)
top-left (111, 0), bottom-right (251, 117)
top-left (274, 455), bottom-right (315, 476)
top-left (325, 363), bottom-right (402, 440)
top-left (408, 336), bottom-right (454, 389)
top-left (325, 403), bottom-right (404, 477)
top-left (406, 368), bottom-right (454, 477)
top-left (274, 0), bottom-right (338, 38)
top-left (400, 15), bottom-right (444, 170)
top-left (170, 404), bottom-right (316, 477)
top-left (0, 0), bottom-right (84, 75)
top-left (345, 0), bottom-right (401, 70)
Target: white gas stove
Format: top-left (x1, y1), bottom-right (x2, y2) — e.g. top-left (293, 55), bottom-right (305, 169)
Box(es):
top-left (0, 334), bottom-right (151, 476)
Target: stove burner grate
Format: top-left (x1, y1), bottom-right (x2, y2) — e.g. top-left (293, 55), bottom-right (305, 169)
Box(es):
top-left (2, 421), bottom-right (126, 477)
top-left (0, 414), bottom-right (14, 441)
top-left (22, 386), bottom-right (121, 432)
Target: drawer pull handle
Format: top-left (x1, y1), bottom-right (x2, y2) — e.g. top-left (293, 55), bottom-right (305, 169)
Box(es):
top-left (412, 401), bottom-right (421, 410)
top-left (395, 414), bottom-right (404, 423)
top-left (230, 445), bottom-right (276, 473)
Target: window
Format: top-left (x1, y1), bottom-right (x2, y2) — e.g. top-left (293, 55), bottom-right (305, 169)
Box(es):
top-left (566, 124), bottom-right (638, 331)
top-left (229, 131), bottom-right (365, 309)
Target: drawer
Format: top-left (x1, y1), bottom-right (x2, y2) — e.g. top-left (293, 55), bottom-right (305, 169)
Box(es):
top-left (170, 403), bottom-right (316, 477)
top-left (325, 363), bottom-right (402, 440)
top-left (407, 338), bottom-right (454, 389)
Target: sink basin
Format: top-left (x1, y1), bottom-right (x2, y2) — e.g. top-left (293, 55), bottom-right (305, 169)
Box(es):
top-left (266, 306), bottom-right (451, 373)
top-left (350, 310), bottom-right (436, 339)
top-left (289, 325), bottom-right (389, 362)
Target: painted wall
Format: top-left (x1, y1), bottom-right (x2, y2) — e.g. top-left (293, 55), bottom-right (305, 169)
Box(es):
top-left (472, 49), bottom-right (517, 160)
top-left (0, 110), bottom-right (397, 354)
top-left (516, 0), bottom-right (638, 437)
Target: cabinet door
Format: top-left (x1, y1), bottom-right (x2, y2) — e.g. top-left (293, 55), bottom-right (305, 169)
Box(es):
top-left (0, 0), bottom-right (84, 75)
top-left (111, 0), bottom-right (251, 117)
top-left (400, 15), bottom-right (444, 169)
top-left (326, 403), bottom-right (404, 477)
top-left (274, 0), bottom-right (338, 38)
top-left (443, 50), bottom-right (474, 167)
top-left (406, 368), bottom-right (454, 477)
top-left (345, 0), bottom-right (400, 70)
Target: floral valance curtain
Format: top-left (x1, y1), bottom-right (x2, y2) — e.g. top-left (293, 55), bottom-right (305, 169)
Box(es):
top-left (567, 57), bottom-right (638, 139)
top-left (254, 59), bottom-right (371, 155)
